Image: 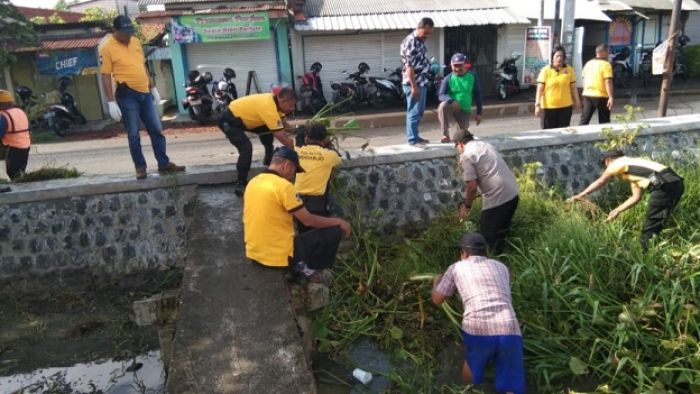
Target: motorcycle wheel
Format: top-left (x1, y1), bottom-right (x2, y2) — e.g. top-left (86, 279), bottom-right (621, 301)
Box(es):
top-left (613, 65), bottom-right (629, 88)
top-left (497, 84), bottom-right (507, 100)
top-left (368, 93), bottom-right (388, 109)
top-left (52, 118), bottom-right (70, 137)
top-left (76, 113), bottom-right (87, 125)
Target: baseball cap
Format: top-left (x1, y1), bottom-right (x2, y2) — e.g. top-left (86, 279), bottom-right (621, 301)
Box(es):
top-left (273, 146), bottom-right (305, 173)
top-left (451, 53), bottom-right (469, 64)
top-left (307, 123), bottom-right (328, 141)
top-left (451, 129), bottom-right (475, 144)
top-left (113, 15), bottom-right (136, 34)
top-left (599, 150), bottom-right (624, 167)
top-left (0, 90), bottom-right (13, 104)
top-left (459, 233), bottom-right (488, 252)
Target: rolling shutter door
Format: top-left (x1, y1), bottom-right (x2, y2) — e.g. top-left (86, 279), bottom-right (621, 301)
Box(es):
top-left (186, 40), bottom-right (279, 96)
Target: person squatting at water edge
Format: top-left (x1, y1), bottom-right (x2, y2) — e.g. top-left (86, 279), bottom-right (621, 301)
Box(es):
top-left (570, 150), bottom-right (684, 249)
top-left (432, 232), bottom-right (525, 394)
top-left (243, 146), bottom-right (352, 282)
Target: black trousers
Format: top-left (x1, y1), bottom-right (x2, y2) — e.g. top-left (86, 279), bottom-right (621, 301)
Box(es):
top-left (218, 110), bottom-right (274, 183)
top-left (541, 106), bottom-right (573, 129)
top-left (579, 96), bottom-right (611, 125)
top-left (293, 226), bottom-right (343, 269)
top-left (480, 195), bottom-right (519, 255)
top-left (641, 180), bottom-right (684, 248)
top-left (295, 194), bottom-right (331, 234)
top-left (5, 146), bottom-right (30, 180)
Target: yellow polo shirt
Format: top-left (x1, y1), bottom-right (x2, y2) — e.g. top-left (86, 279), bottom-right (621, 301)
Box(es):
top-left (243, 170), bottom-right (304, 267)
top-left (604, 156), bottom-right (666, 190)
top-left (537, 64), bottom-right (576, 109)
top-left (100, 36), bottom-right (149, 93)
top-left (582, 58), bottom-right (613, 98)
top-left (295, 144), bottom-right (342, 195)
top-left (229, 93), bottom-right (285, 131)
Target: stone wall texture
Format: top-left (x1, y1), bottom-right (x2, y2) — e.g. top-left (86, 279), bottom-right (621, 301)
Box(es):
top-left (0, 186), bottom-right (197, 280)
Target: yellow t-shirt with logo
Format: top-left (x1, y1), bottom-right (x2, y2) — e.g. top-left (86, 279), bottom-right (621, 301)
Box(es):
top-left (582, 58), bottom-right (613, 98)
top-left (243, 170), bottom-right (304, 267)
top-left (295, 144), bottom-right (342, 195)
top-left (99, 36), bottom-right (149, 93)
top-left (604, 156), bottom-right (666, 190)
top-left (537, 64), bottom-right (576, 109)
top-left (229, 93), bottom-right (285, 131)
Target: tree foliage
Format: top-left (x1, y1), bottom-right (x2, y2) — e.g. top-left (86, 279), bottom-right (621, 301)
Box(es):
top-left (0, 0), bottom-right (38, 68)
top-left (53, 0), bottom-right (67, 10)
top-left (31, 12), bottom-right (65, 25)
top-left (79, 7), bottom-right (117, 22)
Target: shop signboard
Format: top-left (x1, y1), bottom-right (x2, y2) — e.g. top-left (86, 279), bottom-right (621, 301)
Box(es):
top-left (522, 26), bottom-right (552, 85)
top-left (171, 13), bottom-right (270, 44)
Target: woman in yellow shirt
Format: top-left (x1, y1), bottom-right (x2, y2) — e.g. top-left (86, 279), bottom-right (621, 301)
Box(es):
top-left (534, 45), bottom-right (581, 129)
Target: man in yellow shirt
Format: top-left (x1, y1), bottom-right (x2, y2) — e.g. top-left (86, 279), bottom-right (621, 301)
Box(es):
top-left (243, 146), bottom-right (351, 280)
top-left (294, 123), bottom-right (342, 233)
top-left (100, 16), bottom-right (184, 179)
top-left (218, 88), bottom-right (296, 195)
top-left (579, 44), bottom-right (614, 125)
top-left (571, 150), bottom-right (684, 249)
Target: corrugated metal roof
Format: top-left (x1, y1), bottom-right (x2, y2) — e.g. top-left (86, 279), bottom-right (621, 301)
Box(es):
top-left (619, 0), bottom-right (700, 11)
top-left (137, 5), bottom-right (288, 19)
top-left (16, 6), bottom-right (85, 23)
top-left (139, 0), bottom-right (283, 5)
top-left (14, 36), bottom-right (103, 52)
top-left (303, 0), bottom-right (504, 17)
top-left (596, 0), bottom-right (634, 11)
top-left (295, 8), bottom-right (531, 31)
top-left (509, 0), bottom-right (612, 21)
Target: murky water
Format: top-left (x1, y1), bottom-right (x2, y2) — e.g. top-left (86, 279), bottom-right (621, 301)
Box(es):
top-left (0, 351), bottom-right (164, 394)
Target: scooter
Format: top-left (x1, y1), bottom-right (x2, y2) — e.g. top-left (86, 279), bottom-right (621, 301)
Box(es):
top-left (385, 67), bottom-right (405, 102)
top-left (494, 53), bottom-right (521, 100)
top-left (15, 79), bottom-right (86, 136)
top-left (673, 34), bottom-right (690, 81)
top-left (612, 47), bottom-right (633, 88)
top-left (367, 70), bottom-right (401, 108)
top-left (330, 62), bottom-right (385, 111)
top-left (639, 46), bottom-right (653, 87)
top-left (298, 62), bottom-right (327, 114)
top-left (182, 70), bottom-right (213, 124)
top-left (211, 67), bottom-right (238, 115)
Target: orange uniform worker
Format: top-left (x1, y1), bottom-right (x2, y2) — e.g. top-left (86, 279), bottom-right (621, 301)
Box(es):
top-left (0, 90), bottom-right (31, 181)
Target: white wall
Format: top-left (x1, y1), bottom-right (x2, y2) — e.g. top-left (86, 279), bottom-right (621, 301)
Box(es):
top-left (686, 11), bottom-right (700, 45)
top-left (497, 23), bottom-right (528, 84)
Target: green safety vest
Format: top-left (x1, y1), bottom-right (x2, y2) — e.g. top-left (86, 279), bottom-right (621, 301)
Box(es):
top-left (449, 72), bottom-right (476, 113)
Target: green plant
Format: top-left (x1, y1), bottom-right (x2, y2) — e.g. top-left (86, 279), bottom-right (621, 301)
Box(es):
top-left (683, 45), bottom-right (700, 79)
top-left (0, 0), bottom-right (38, 68)
top-left (13, 165), bottom-right (81, 183)
top-left (595, 105), bottom-right (648, 152)
top-left (299, 95), bottom-right (364, 159)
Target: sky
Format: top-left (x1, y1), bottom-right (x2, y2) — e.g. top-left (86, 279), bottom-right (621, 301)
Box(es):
top-left (10, 0), bottom-right (62, 9)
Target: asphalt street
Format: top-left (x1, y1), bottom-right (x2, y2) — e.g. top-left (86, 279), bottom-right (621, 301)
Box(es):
top-left (7, 94), bottom-right (700, 178)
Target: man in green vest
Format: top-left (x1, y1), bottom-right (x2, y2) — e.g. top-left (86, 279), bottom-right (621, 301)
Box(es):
top-left (438, 53), bottom-right (483, 143)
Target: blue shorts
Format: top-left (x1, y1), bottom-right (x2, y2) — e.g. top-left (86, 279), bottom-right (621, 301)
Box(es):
top-left (461, 330), bottom-right (525, 394)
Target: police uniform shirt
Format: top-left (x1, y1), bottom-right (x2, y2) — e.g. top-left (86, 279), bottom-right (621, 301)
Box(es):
top-left (228, 93), bottom-right (285, 132)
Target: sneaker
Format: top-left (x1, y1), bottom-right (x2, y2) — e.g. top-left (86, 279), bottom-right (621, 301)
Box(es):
top-left (135, 166), bottom-right (147, 180)
top-left (409, 141), bottom-right (427, 149)
top-left (158, 162), bottom-right (186, 175)
top-left (233, 180), bottom-right (247, 197)
top-left (417, 137), bottom-right (430, 144)
top-left (440, 136), bottom-right (451, 143)
top-left (292, 261), bottom-right (316, 280)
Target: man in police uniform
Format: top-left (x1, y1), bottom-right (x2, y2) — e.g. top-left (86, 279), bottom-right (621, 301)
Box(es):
top-left (571, 151), bottom-right (684, 248)
top-left (243, 146), bottom-right (351, 280)
top-left (100, 15), bottom-right (185, 179)
top-left (579, 44), bottom-right (614, 125)
top-left (0, 90), bottom-right (31, 184)
top-left (294, 123), bottom-right (342, 233)
top-left (218, 88), bottom-right (297, 195)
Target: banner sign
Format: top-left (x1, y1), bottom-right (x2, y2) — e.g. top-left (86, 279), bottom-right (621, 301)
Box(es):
top-left (522, 27), bottom-right (552, 85)
top-left (609, 16), bottom-right (632, 46)
top-left (652, 38), bottom-right (670, 75)
top-left (36, 49), bottom-right (98, 77)
top-left (171, 13), bottom-right (270, 44)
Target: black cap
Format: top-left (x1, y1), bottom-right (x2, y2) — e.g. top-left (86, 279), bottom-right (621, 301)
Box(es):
top-left (113, 15), bottom-right (136, 34)
top-left (307, 123), bottom-right (328, 141)
top-left (600, 150), bottom-right (624, 167)
top-left (273, 146), bottom-right (305, 173)
top-left (451, 129), bottom-right (474, 144)
top-left (459, 233), bottom-right (488, 252)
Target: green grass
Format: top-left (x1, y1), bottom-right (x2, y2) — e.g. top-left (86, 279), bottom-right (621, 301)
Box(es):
top-left (13, 165), bottom-right (82, 183)
top-left (319, 164), bottom-right (700, 393)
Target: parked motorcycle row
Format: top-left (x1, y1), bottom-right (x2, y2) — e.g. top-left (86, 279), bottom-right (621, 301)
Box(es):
top-left (614, 34), bottom-right (689, 88)
top-left (14, 76), bottom-right (87, 137)
top-left (182, 67), bottom-right (239, 124)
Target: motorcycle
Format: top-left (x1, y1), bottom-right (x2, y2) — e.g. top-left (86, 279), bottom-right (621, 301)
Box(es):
top-left (673, 34), bottom-right (690, 81)
top-left (15, 77), bottom-right (86, 137)
top-left (385, 67), bottom-right (405, 103)
top-left (367, 70), bottom-right (402, 108)
top-left (211, 67), bottom-right (238, 115)
top-left (425, 57), bottom-right (444, 102)
top-left (329, 62), bottom-right (386, 112)
top-left (494, 52), bottom-right (521, 100)
top-left (182, 70), bottom-right (213, 123)
top-left (612, 47), bottom-right (633, 88)
top-left (298, 62), bottom-right (327, 115)
top-left (639, 46), bottom-right (653, 87)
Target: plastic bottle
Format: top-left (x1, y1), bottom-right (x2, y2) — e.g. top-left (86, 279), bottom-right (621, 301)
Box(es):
top-left (352, 368), bottom-right (373, 384)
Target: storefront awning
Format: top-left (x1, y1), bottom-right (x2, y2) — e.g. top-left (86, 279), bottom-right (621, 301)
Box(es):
top-left (14, 36), bottom-right (103, 53)
top-left (510, 0), bottom-right (612, 22)
top-left (295, 8), bottom-right (531, 31)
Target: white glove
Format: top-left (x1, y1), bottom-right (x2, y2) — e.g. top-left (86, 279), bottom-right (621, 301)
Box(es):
top-left (151, 87), bottom-right (161, 105)
top-left (108, 101), bottom-right (122, 122)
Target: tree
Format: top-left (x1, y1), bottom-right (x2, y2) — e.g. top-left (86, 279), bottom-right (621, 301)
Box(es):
top-left (54, 0), bottom-right (67, 10)
top-left (79, 7), bottom-right (117, 22)
top-left (0, 0), bottom-right (38, 68)
top-left (31, 16), bottom-right (48, 24)
top-left (48, 12), bottom-right (65, 23)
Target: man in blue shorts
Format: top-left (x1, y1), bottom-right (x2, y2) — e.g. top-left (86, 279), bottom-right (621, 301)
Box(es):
top-left (431, 233), bottom-right (525, 394)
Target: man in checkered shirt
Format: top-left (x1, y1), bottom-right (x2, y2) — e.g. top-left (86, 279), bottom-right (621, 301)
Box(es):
top-left (432, 232), bottom-right (525, 394)
top-left (400, 17), bottom-right (434, 147)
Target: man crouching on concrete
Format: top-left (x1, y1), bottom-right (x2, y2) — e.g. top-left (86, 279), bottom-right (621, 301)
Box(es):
top-left (243, 146), bottom-right (351, 281)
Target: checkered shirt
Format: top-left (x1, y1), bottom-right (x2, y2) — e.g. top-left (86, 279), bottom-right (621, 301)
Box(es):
top-left (435, 256), bottom-right (521, 336)
top-left (400, 31), bottom-right (430, 86)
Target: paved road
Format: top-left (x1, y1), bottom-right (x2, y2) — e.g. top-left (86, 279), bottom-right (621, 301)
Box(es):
top-left (7, 94), bottom-right (700, 178)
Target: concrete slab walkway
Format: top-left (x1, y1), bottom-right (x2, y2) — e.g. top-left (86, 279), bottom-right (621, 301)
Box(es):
top-left (166, 185), bottom-right (315, 393)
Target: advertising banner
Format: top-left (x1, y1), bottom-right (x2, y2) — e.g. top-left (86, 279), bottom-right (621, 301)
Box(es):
top-left (522, 27), bottom-right (552, 85)
top-left (172, 13), bottom-right (270, 44)
top-left (36, 49), bottom-right (98, 77)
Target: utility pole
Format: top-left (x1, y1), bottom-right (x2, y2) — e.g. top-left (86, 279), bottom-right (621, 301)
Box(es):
top-left (561, 0), bottom-right (576, 58)
top-left (553, 0), bottom-right (562, 45)
top-left (539, 0), bottom-right (545, 26)
top-left (658, 0), bottom-right (683, 117)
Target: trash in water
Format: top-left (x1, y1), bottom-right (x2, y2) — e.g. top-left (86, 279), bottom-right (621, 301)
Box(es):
top-left (352, 368), bottom-right (373, 384)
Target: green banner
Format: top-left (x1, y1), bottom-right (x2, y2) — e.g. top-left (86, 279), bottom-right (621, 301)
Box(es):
top-left (172, 13), bottom-right (270, 43)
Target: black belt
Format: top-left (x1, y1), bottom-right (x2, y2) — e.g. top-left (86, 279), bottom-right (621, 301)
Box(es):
top-left (649, 168), bottom-right (683, 190)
